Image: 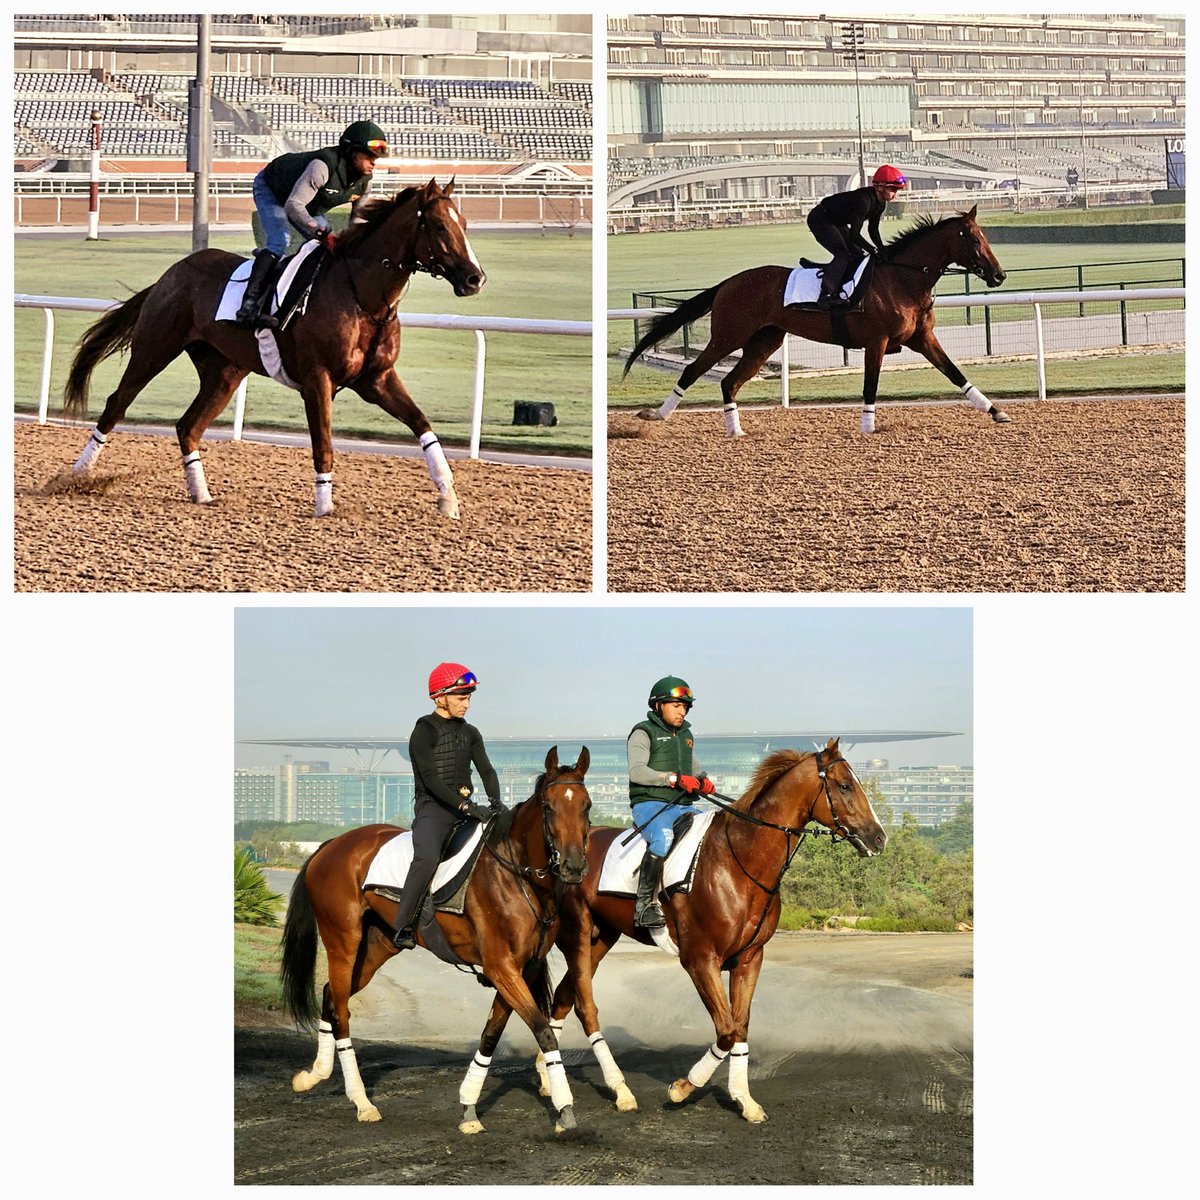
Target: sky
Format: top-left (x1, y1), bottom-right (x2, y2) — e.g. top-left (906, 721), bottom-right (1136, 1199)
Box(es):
top-left (234, 604), bottom-right (973, 769)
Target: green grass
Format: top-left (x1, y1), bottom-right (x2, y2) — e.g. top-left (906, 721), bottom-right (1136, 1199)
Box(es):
top-left (15, 229), bottom-right (593, 455)
top-left (234, 923), bottom-right (288, 1011)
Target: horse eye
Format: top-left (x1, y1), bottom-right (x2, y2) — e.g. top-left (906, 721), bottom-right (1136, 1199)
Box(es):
top-left (839, 779), bottom-right (853, 791)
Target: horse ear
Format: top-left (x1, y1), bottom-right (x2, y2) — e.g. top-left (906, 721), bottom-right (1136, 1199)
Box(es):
top-left (827, 736), bottom-right (840, 753)
top-left (545, 745), bottom-right (560, 775)
top-left (575, 746), bottom-right (590, 777)
top-left (966, 204), bottom-right (978, 221)
top-left (444, 176), bottom-right (456, 196)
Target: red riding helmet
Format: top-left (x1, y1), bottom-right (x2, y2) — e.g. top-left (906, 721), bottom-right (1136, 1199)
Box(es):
top-left (428, 662), bottom-right (479, 697)
top-left (872, 164), bottom-right (907, 188)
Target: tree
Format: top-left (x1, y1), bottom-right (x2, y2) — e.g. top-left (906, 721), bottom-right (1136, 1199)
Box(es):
top-left (234, 847), bottom-right (285, 925)
top-left (924, 800), bottom-right (973, 854)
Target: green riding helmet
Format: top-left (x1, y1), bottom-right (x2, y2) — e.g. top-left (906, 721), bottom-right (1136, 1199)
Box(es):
top-left (339, 119), bottom-right (388, 158)
top-left (648, 675), bottom-right (695, 708)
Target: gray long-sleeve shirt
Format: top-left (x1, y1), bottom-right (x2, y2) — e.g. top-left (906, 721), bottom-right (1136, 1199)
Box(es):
top-left (627, 726), bottom-right (705, 787)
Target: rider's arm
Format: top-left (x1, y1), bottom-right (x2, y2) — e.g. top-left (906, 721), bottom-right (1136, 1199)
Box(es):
top-left (283, 160), bottom-right (332, 237)
top-left (866, 208), bottom-right (885, 252)
top-left (628, 727), bottom-right (676, 787)
top-left (408, 720), bottom-right (472, 813)
top-left (469, 729), bottom-right (502, 803)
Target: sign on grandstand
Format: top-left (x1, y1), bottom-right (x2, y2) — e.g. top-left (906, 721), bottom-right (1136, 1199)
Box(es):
top-left (1165, 138), bottom-right (1185, 189)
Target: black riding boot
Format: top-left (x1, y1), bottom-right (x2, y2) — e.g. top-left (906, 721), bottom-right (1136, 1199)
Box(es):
top-left (633, 851), bottom-right (666, 929)
top-left (235, 250), bottom-right (280, 328)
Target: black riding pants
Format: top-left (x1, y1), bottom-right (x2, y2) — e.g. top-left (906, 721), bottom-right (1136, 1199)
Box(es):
top-left (806, 215), bottom-right (861, 296)
top-left (393, 797), bottom-right (462, 930)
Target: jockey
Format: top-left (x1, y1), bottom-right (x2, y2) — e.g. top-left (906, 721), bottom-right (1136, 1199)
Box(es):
top-left (236, 119), bottom-right (388, 328)
top-left (389, 662), bottom-right (503, 950)
top-left (627, 676), bottom-right (716, 929)
top-left (805, 164), bottom-right (908, 310)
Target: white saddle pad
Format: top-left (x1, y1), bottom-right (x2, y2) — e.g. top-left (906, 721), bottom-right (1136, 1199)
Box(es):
top-left (214, 239), bottom-right (322, 322)
top-left (783, 256), bottom-right (869, 307)
top-left (362, 825), bottom-right (484, 893)
top-left (597, 810), bottom-right (715, 897)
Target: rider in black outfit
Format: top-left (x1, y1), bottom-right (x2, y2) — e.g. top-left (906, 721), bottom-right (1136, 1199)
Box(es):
top-left (390, 663), bottom-right (502, 950)
top-left (805, 164), bottom-right (908, 310)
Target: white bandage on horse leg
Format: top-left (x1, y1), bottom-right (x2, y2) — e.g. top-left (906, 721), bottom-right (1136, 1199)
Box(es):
top-left (860, 407), bottom-right (876, 434)
top-left (314, 471), bottom-right (333, 517)
top-left (541, 1049), bottom-right (574, 1111)
top-left (335, 1038), bottom-right (367, 1102)
top-left (182, 450), bottom-right (213, 503)
top-left (658, 384), bottom-right (685, 419)
top-left (686, 1042), bottom-right (730, 1089)
top-left (419, 431), bottom-right (453, 495)
top-left (458, 1051), bottom-right (493, 1106)
top-left (313, 1021), bottom-right (336, 1078)
top-left (723, 403), bottom-right (744, 436)
top-left (71, 427), bottom-right (107, 473)
top-left (728, 1041), bottom-right (751, 1101)
top-left (588, 1031), bottom-right (627, 1091)
top-left (961, 382), bottom-right (992, 412)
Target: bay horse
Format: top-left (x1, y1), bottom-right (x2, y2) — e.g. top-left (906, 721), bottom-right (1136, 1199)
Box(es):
top-left (626, 206), bottom-right (1009, 435)
top-left (62, 178), bottom-right (484, 518)
top-left (279, 746), bottom-right (591, 1133)
top-left (531, 739), bottom-right (886, 1122)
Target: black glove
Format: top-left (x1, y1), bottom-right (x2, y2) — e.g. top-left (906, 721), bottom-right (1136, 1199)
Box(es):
top-left (461, 801), bottom-right (494, 823)
top-left (488, 797), bottom-right (507, 813)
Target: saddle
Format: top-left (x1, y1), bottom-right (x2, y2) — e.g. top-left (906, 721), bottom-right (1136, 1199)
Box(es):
top-left (597, 810), bottom-right (715, 899)
top-left (215, 240), bottom-right (327, 330)
top-left (784, 254), bottom-right (875, 314)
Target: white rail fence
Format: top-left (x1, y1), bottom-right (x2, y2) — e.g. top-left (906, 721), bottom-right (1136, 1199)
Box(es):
top-left (15, 294), bottom-right (591, 458)
top-left (609, 287), bottom-right (1184, 404)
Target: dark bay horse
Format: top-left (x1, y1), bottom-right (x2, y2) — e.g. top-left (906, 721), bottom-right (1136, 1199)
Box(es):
top-left (62, 178), bottom-right (484, 518)
top-left (280, 746), bottom-right (591, 1132)
top-left (533, 739), bottom-right (886, 1122)
top-left (625, 206), bottom-right (1008, 435)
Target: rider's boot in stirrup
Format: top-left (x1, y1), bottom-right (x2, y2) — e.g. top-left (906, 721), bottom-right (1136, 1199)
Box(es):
top-left (633, 852), bottom-right (666, 929)
top-left (236, 250), bottom-right (280, 328)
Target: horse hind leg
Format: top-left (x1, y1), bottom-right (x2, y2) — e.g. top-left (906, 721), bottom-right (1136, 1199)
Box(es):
top-left (292, 1019), bottom-right (337, 1093)
top-left (718, 326), bottom-right (785, 438)
top-left (176, 345), bottom-right (250, 504)
top-left (638, 334), bottom-right (747, 423)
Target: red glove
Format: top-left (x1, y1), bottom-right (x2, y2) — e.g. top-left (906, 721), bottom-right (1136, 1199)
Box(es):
top-left (319, 230), bottom-right (338, 252)
top-left (676, 774), bottom-right (702, 795)
top-left (698, 777), bottom-right (716, 796)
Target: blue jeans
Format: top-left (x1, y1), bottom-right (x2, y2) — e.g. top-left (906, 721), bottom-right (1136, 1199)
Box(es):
top-left (630, 801), bottom-right (702, 857)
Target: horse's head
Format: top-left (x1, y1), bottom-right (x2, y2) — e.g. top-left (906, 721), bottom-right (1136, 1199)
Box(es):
top-left (410, 178), bottom-right (486, 297)
top-left (952, 206), bottom-right (1006, 288)
top-left (537, 745), bottom-right (591, 884)
top-left (813, 738), bottom-right (887, 858)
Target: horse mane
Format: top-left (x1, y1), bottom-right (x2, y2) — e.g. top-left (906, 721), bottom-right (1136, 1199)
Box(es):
top-left (731, 748), bottom-right (812, 812)
top-left (883, 211), bottom-right (968, 259)
top-left (333, 187), bottom-right (423, 255)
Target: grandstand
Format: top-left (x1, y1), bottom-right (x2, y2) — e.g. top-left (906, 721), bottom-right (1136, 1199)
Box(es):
top-left (608, 12), bottom-right (1184, 225)
top-left (12, 14), bottom-right (593, 227)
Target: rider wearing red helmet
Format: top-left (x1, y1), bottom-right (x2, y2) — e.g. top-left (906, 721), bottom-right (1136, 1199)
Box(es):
top-left (389, 662), bottom-right (502, 950)
top-left (804, 164), bottom-right (908, 310)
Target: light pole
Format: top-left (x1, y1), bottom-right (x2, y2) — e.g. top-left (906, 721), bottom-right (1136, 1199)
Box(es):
top-left (1077, 61), bottom-right (1090, 209)
top-left (842, 22), bottom-right (866, 186)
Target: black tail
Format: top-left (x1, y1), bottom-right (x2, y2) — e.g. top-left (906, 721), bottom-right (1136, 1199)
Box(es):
top-left (62, 286), bottom-right (153, 417)
top-left (280, 858), bottom-right (322, 1028)
top-left (623, 283), bottom-right (721, 378)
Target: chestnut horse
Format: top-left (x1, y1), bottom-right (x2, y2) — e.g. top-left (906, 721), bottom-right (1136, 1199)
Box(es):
top-left (62, 179), bottom-right (484, 518)
top-left (531, 739), bottom-right (887, 1122)
top-left (280, 746), bottom-right (591, 1133)
top-left (626, 206), bottom-right (1008, 435)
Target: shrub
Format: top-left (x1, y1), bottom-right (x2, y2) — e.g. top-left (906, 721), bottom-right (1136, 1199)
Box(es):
top-left (234, 846), bottom-right (285, 925)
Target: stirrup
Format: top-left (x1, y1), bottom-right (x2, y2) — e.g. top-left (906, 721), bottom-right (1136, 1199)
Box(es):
top-left (634, 901), bottom-right (665, 929)
top-left (391, 926), bottom-right (416, 950)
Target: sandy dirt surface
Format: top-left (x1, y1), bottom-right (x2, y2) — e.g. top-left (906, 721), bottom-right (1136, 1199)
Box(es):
top-left (13, 423), bottom-right (591, 592)
top-left (607, 398), bottom-right (1183, 592)
top-left (234, 930), bottom-right (973, 1185)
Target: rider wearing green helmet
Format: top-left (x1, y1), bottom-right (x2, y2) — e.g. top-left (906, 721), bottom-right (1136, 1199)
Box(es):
top-left (236, 119), bottom-right (389, 328)
top-left (627, 675), bottom-right (717, 929)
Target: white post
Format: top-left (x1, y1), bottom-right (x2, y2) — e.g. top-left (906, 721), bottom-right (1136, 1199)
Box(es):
top-left (780, 335), bottom-right (790, 407)
top-left (38, 308), bottom-right (55, 423)
top-left (1033, 303), bottom-right (1047, 401)
top-left (232, 379), bottom-right (248, 440)
top-left (469, 329), bottom-right (486, 460)
top-left (86, 109), bottom-right (101, 241)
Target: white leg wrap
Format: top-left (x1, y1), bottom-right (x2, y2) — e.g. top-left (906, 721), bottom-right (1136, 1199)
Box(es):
top-left (182, 450), bottom-right (212, 503)
top-left (314, 471), bottom-right (333, 517)
top-left (961, 382), bottom-right (992, 412)
top-left (336, 1039), bottom-right (367, 1102)
top-left (723, 403), bottom-right (745, 437)
top-left (860, 407), bottom-right (876, 434)
top-left (589, 1031), bottom-right (627, 1091)
top-left (313, 1021), bottom-right (336, 1078)
top-left (659, 384), bottom-right (685, 419)
top-left (72, 428), bottom-right (106, 473)
top-left (458, 1051), bottom-right (493, 1106)
top-left (419, 431), bottom-right (453, 495)
top-left (687, 1042), bottom-right (729, 1089)
top-left (541, 1049), bottom-right (574, 1111)
top-left (728, 1041), bottom-right (751, 1101)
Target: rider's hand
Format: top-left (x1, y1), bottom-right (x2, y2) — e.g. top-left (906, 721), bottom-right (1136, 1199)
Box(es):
top-left (318, 230), bottom-right (337, 252)
top-left (487, 797), bottom-right (507, 814)
top-left (676, 774), bottom-right (703, 795)
top-left (697, 777), bottom-right (716, 796)
top-left (461, 802), bottom-right (494, 822)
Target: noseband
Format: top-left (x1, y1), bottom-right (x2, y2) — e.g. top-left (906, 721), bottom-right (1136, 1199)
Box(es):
top-left (378, 195), bottom-right (460, 281)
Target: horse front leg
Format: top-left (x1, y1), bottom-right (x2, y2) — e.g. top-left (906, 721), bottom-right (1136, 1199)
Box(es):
top-left (668, 949), bottom-right (738, 1108)
top-left (300, 371), bottom-right (337, 516)
top-left (908, 325), bottom-right (1010, 424)
top-left (354, 370), bottom-right (459, 519)
top-left (725, 946), bottom-right (768, 1123)
top-left (458, 993), bottom-right (515, 1135)
top-left (859, 337), bottom-right (888, 434)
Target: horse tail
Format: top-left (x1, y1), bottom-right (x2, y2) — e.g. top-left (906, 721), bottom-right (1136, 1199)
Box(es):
top-left (280, 857), bottom-right (323, 1028)
top-left (622, 283), bottom-right (721, 378)
top-left (62, 286), bottom-right (152, 417)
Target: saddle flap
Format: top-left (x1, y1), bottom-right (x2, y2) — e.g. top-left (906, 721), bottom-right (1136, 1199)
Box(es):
top-left (362, 821), bottom-right (484, 910)
top-left (597, 810), bottom-right (715, 898)
top-left (783, 255), bottom-right (874, 309)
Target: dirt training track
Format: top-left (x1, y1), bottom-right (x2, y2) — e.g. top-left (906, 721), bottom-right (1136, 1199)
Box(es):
top-left (608, 397), bottom-right (1183, 592)
top-left (234, 931), bottom-right (973, 1186)
top-left (13, 423), bottom-right (590, 592)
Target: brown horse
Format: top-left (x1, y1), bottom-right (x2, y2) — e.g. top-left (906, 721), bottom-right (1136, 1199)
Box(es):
top-left (625, 206), bottom-right (1008, 435)
top-left (62, 178), bottom-right (483, 518)
top-left (280, 746), bottom-right (591, 1132)
top-left (531, 739), bottom-right (886, 1122)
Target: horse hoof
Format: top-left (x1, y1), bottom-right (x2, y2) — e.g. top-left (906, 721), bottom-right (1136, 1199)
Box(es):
top-left (615, 1087), bottom-right (639, 1113)
top-left (990, 408), bottom-right (1011, 424)
top-left (555, 1105), bottom-right (577, 1135)
top-left (459, 1119), bottom-right (485, 1135)
top-left (667, 1079), bottom-right (694, 1104)
top-left (737, 1097), bottom-right (769, 1123)
top-left (727, 428), bottom-right (746, 438)
top-left (356, 1105), bottom-right (383, 1123)
top-left (637, 408), bottom-right (665, 421)
top-left (292, 1069), bottom-right (322, 1093)
top-left (438, 491), bottom-right (461, 520)
top-left (859, 413), bottom-right (876, 435)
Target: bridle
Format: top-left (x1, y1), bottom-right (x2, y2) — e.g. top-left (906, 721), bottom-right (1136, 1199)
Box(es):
top-left (378, 194), bottom-right (462, 281)
top-left (879, 217), bottom-right (996, 285)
